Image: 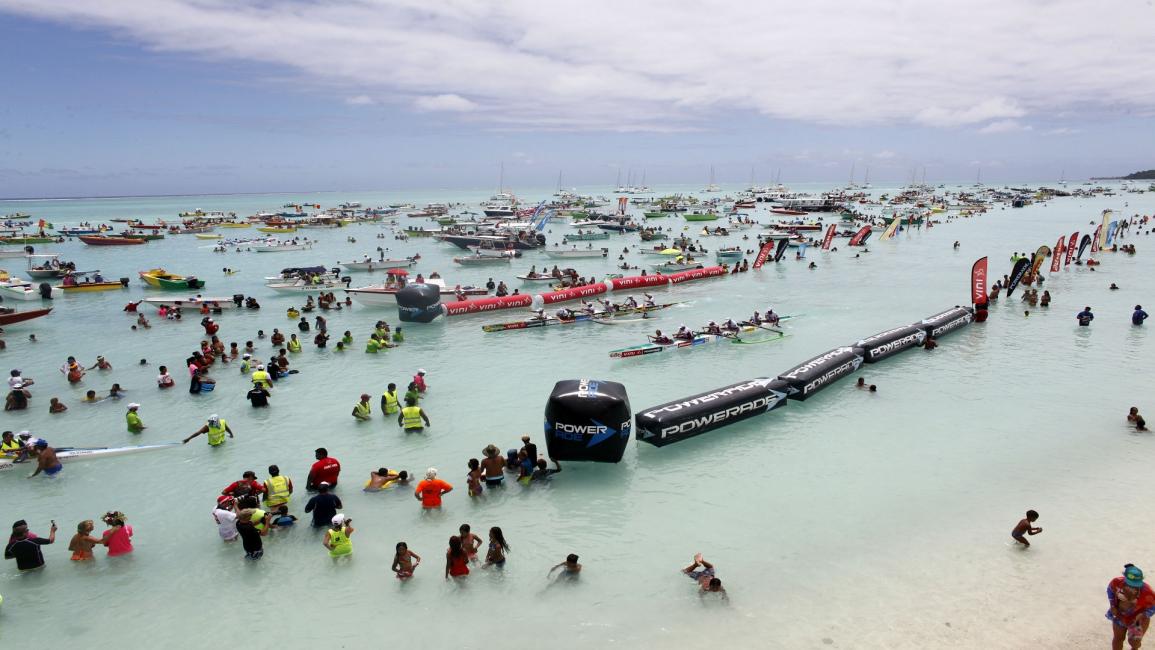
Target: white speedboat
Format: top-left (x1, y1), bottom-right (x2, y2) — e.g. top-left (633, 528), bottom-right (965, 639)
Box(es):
top-left (345, 278), bottom-right (488, 306)
top-left (544, 248), bottom-right (608, 259)
top-left (0, 279), bottom-right (58, 300)
top-left (339, 258), bottom-right (416, 271)
top-left (267, 279), bottom-right (344, 293)
top-left (454, 254), bottom-right (511, 265)
top-left (253, 240), bottom-right (311, 252)
top-left (651, 261), bottom-right (703, 272)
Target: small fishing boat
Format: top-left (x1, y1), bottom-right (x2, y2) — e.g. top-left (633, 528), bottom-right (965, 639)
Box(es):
top-left (267, 279), bottom-right (344, 293)
top-left (120, 231), bottom-right (165, 241)
top-left (643, 212), bottom-right (668, 218)
top-left (770, 208), bottom-right (808, 216)
top-left (219, 222), bottom-right (252, 229)
top-left (127, 221), bottom-right (166, 230)
top-left (1, 236), bottom-right (59, 245)
top-left (544, 248), bottom-right (608, 259)
top-left (252, 240), bottom-right (310, 252)
top-left (516, 273), bottom-right (561, 282)
top-left (0, 306), bottom-right (53, 327)
top-left (682, 213), bottom-right (719, 222)
top-left (339, 257), bottom-right (417, 272)
top-left (57, 227), bottom-right (102, 236)
top-left (78, 235), bottom-right (146, 246)
top-left (565, 230), bottom-right (610, 241)
top-left (257, 226), bottom-right (297, 234)
top-left (139, 269), bottom-right (205, 290)
top-left (0, 279), bottom-right (59, 300)
top-left (56, 273), bottom-right (129, 292)
top-left (194, 233), bottom-right (222, 240)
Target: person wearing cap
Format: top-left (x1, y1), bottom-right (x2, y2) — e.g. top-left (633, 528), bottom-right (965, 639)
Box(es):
top-left (212, 496), bottom-right (239, 542)
top-left (5, 382), bottom-right (29, 411)
top-left (398, 396), bottom-right (430, 433)
top-left (8, 369), bottom-right (32, 390)
top-left (413, 369), bottom-right (427, 394)
top-left (246, 382), bottom-right (271, 408)
top-left (183, 415), bottom-right (234, 446)
top-left (323, 514), bottom-right (355, 558)
top-left (304, 482), bottom-right (343, 527)
top-left (414, 468), bottom-right (453, 509)
top-left (125, 404), bottom-right (146, 433)
top-left (352, 394), bottom-right (373, 421)
top-left (156, 365), bottom-right (175, 389)
top-left (239, 353), bottom-right (253, 375)
top-left (27, 440), bottom-right (61, 478)
top-left (307, 448), bottom-right (341, 490)
top-left (1, 431), bottom-right (22, 459)
top-left (4, 520), bottom-right (56, 571)
top-left (520, 436), bottom-right (539, 473)
top-left (251, 364), bottom-right (272, 390)
top-left (1107, 564), bottom-right (1155, 649)
top-left (222, 471), bottom-right (265, 499)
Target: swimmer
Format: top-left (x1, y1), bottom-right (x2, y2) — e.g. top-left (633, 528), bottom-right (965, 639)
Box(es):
top-left (392, 542), bottom-right (421, 579)
top-left (869, 384), bottom-right (877, 393)
top-left (480, 445), bottom-right (506, 487)
top-left (924, 336), bottom-right (938, 351)
top-left (48, 397), bottom-right (67, 414)
top-left (1011, 510), bottom-right (1042, 547)
top-left (1129, 407), bottom-right (1141, 423)
top-left (365, 467), bottom-right (400, 492)
top-left (548, 553), bottom-right (582, 580)
top-left (1137, 417), bottom-right (1149, 432)
top-left (682, 553), bottom-right (727, 599)
top-left (27, 440), bottom-right (61, 478)
top-left (459, 524), bottom-right (482, 562)
top-left (856, 378), bottom-right (866, 389)
top-left (467, 459), bottom-right (483, 497)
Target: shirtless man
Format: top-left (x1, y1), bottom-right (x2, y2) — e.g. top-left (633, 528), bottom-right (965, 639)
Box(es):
top-left (28, 441), bottom-right (61, 478)
top-left (682, 553), bottom-right (727, 599)
top-left (479, 445), bottom-right (507, 488)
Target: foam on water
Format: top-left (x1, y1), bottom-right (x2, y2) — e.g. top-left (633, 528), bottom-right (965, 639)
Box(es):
top-left (0, 185), bottom-right (1150, 648)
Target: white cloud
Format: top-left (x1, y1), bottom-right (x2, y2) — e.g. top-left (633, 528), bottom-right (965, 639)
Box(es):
top-left (977, 120), bottom-right (1033, 134)
top-left (874, 150), bottom-right (897, 160)
top-left (345, 95), bottom-right (375, 106)
top-left (413, 94), bottom-right (477, 112)
top-left (2, 0), bottom-right (1153, 131)
top-left (1044, 127), bottom-right (1081, 135)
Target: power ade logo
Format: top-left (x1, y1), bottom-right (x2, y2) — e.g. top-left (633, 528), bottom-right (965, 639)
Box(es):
top-left (780, 347), bottom-right (855, 380)
top-left (575, 379), bottom-right (600, 398)
top-left (858, 327), bottom-right (912, 348)
top-left (931, 314), bottom-right (972, 338)
top-left (641, 380), bottom-right (767, 415)
top-left (551, 419), bottom-right (631, 445)
top-left (867, 331), bottom-right (924, 359)
top-left (802, 357), bottom-right (862, 394)
top-left (653, 394), bottom-right (782, 438)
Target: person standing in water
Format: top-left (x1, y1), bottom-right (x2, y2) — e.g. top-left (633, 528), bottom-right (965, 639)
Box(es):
top-left (5, 520), bottom-right (56, 570)
top-left (381, 383), bottom-right (401, 418)
top-left (1077, 306), bottom-right (1095, 326)
top-left (323, 514), bottom-right (354, 558)
top-left (183, 415), bottom-right (234, 446)
top-left (27, 440), bottom-right (61, 478)
top-left (126, 403), bottom-right (145, 433)
top-left (352, 394), bottom-right (372, 421)
top-left (1134, 305), bottom-right (1149, 326)
top-left (392, 541), bottom-right (421, 579)
top-left (445, 535), bottom-right (469, 579)
top-left (414, 468), bottom-right (453, 509)
top-left (1011, 510), bottom-right (1042, 547)
top-left (483, 527), bottom-right (509, 568)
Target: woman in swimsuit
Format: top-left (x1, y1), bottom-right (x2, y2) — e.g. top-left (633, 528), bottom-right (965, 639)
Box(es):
top-left (445, 536), bottom-right (469, 579)
top-left (392, 541), bottom-right (421, 579)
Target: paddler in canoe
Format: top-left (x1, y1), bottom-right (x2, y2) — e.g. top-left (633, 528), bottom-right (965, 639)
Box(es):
top-left (649, 330), bottom-right (673, 345)
top-left (673, 325), bottom-right (694, 342)
top-left (703, 321), bottom-right (723, 336)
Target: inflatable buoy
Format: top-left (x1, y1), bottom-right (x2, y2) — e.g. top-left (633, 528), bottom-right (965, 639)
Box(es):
top-left (914, 306), bottom-right (974, 338)
top-left (544, 379), bottom-right (631, 463)
top-left (287, 309), bottom-right (300, 319)
top-left (777, 347), bottom-right (864, 401)
top-left (395, 283), bottom-right (443, 323)
top-left (636, 377), bottom-right (788, 447)
top-left (855, 326), bottom-right (925, 363)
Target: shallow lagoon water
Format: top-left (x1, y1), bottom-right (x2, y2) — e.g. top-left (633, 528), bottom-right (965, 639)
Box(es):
top-left (0, 185), bottom-right (1152, 649)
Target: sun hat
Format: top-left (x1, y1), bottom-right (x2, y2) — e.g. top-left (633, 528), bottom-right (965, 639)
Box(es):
top-left (127, 403), bottom-right (140, 410)
top-left (331, 514), bottom-right (346, 525)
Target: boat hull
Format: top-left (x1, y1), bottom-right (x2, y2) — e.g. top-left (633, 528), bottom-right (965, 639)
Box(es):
top-left (0, 307), bottom-right (52, 326)
top-left (78, 236), bottom-right (145, 246)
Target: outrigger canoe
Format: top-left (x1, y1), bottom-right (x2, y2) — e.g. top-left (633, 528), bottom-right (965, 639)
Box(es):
top-left (0, 442), bottom-right (181, 472)
top-left (482, 302), bottom-right (677, 332)
top-left (609, 326), bottom-right (760, 358)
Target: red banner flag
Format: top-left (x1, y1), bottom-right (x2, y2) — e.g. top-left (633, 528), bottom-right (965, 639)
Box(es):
top-left (1050, 235), bottom-right (1064, 273)
top-left (1091, 225), bottom-right (1102, 253)
top-left (752, 240), bottom-right (775, 269)
top-left (1064, 232), bottom-right (1078, 267)
top-left (821, 224), bottom-right (836, 250)
top-left (971, 257), bottom-right (989, 305)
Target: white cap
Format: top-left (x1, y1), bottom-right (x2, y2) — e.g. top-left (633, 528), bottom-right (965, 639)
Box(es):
top-left (208, 414), bottom-right (220, 425)
top-left (331, 513), bottom-right (346, 525)
top-left (242, 353), bottom-right (251, 359)
top-left (319, 481), bottom-right (331, 487)
top-left (127, 403), bottom-right (140, 409)
top-left (417, 369), bottom-right (426, 375)
top-left (425, 467), bottom-right (437, 480)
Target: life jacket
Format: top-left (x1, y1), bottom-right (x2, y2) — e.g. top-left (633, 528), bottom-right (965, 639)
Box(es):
top-left (353, 401), bottom-right (371, 418)
top-left (287, 339), bottom-right (301, 352)
top-left (401, 406), bottom-right (424, 430)
top-left (251, 370), bottom-right (271, 389)
top-left (1, 439), bottom-right (21, 456)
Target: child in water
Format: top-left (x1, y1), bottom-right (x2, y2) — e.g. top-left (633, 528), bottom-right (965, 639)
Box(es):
top-left (548, 554), bottom-right (582, 580)
top-left (68, 520), bottom-right (102, 561)
top-left (392, 542), bottom-right (421, 579)
top-left (1012, 510), bottom-right (1043, 547)
top-left (467, 459), bottom-right (483, 497)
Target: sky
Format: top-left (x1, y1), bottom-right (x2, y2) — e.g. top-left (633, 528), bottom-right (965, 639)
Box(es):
top-left (2, 0), bottom-right (1155, 198)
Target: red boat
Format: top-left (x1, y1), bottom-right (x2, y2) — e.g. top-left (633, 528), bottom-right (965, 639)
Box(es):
top-left (78, 235), bottom-right (147, 246)
top-left (0, 307), bottom-right (52, 327)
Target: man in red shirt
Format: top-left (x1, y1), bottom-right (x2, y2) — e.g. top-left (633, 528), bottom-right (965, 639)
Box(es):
top-left (307, 447), bottom-right (341, 490)
top-left (414, 467), bottom-right (453, 509)
top-left (221, 470), bottom-right (265, 499)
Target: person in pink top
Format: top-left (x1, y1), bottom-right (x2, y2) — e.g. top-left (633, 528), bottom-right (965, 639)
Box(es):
top-left (101, 511), bottom-right (134, 557)
top-left (413, 369), bottom-right (428, 394)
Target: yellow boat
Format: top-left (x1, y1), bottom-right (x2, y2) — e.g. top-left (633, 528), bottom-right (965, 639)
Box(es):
top-left (56, 280), bottom-right (128, 292)
top-left (258, 226), bottom-right (297, 234)
top-left (220, 222), bottom-right (251, 228)
top-left (195, 233), bottom-right (222, 240)
top-left (139, 268), bottom-right (205, 290)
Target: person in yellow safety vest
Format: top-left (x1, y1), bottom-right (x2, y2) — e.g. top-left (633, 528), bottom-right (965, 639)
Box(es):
top-left (263, 464), bottom-right (294, 510)
top-left (125, 403), bottom-right (146, 433)
top-left (1, 431), bottom-right (22, 458)
top-left (352, 394), bottom-right (372, 421)
top-left (287, 334), bottom-right (302, 353)
top-left (365, 334), bottom-right (380, 354)
top-left (240, 353), bottom-right (252, 374)
top-left (324, 514), bottom-right (354, 558)
top-left (380, 383), bottom-right (400, 417)
top-left (397, 396), bottom-right (430, 433)
top-left (251, 364), bottom-right (272, 389)
top-left (183, 414), bottom-right (235, 446)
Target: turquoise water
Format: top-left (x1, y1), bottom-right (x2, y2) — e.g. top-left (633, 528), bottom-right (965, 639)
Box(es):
top-left (0, 185), bottom-right (1151, 649)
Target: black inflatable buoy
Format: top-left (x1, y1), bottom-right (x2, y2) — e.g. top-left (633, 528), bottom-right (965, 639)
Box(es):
top-left (636, 377), bottom-right (788, 447)
top-left (396, 283), bottom-right (442, 323)
top-left (544, 379), bottom-right (631, 463)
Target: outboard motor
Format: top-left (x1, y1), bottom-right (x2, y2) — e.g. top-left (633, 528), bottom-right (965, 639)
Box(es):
top-left (38, 283), bottom-right (53, 299)
top-left (119, 277), bottom-right (130, 287)
top-left (232, 294), bottom-right (245, 307)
